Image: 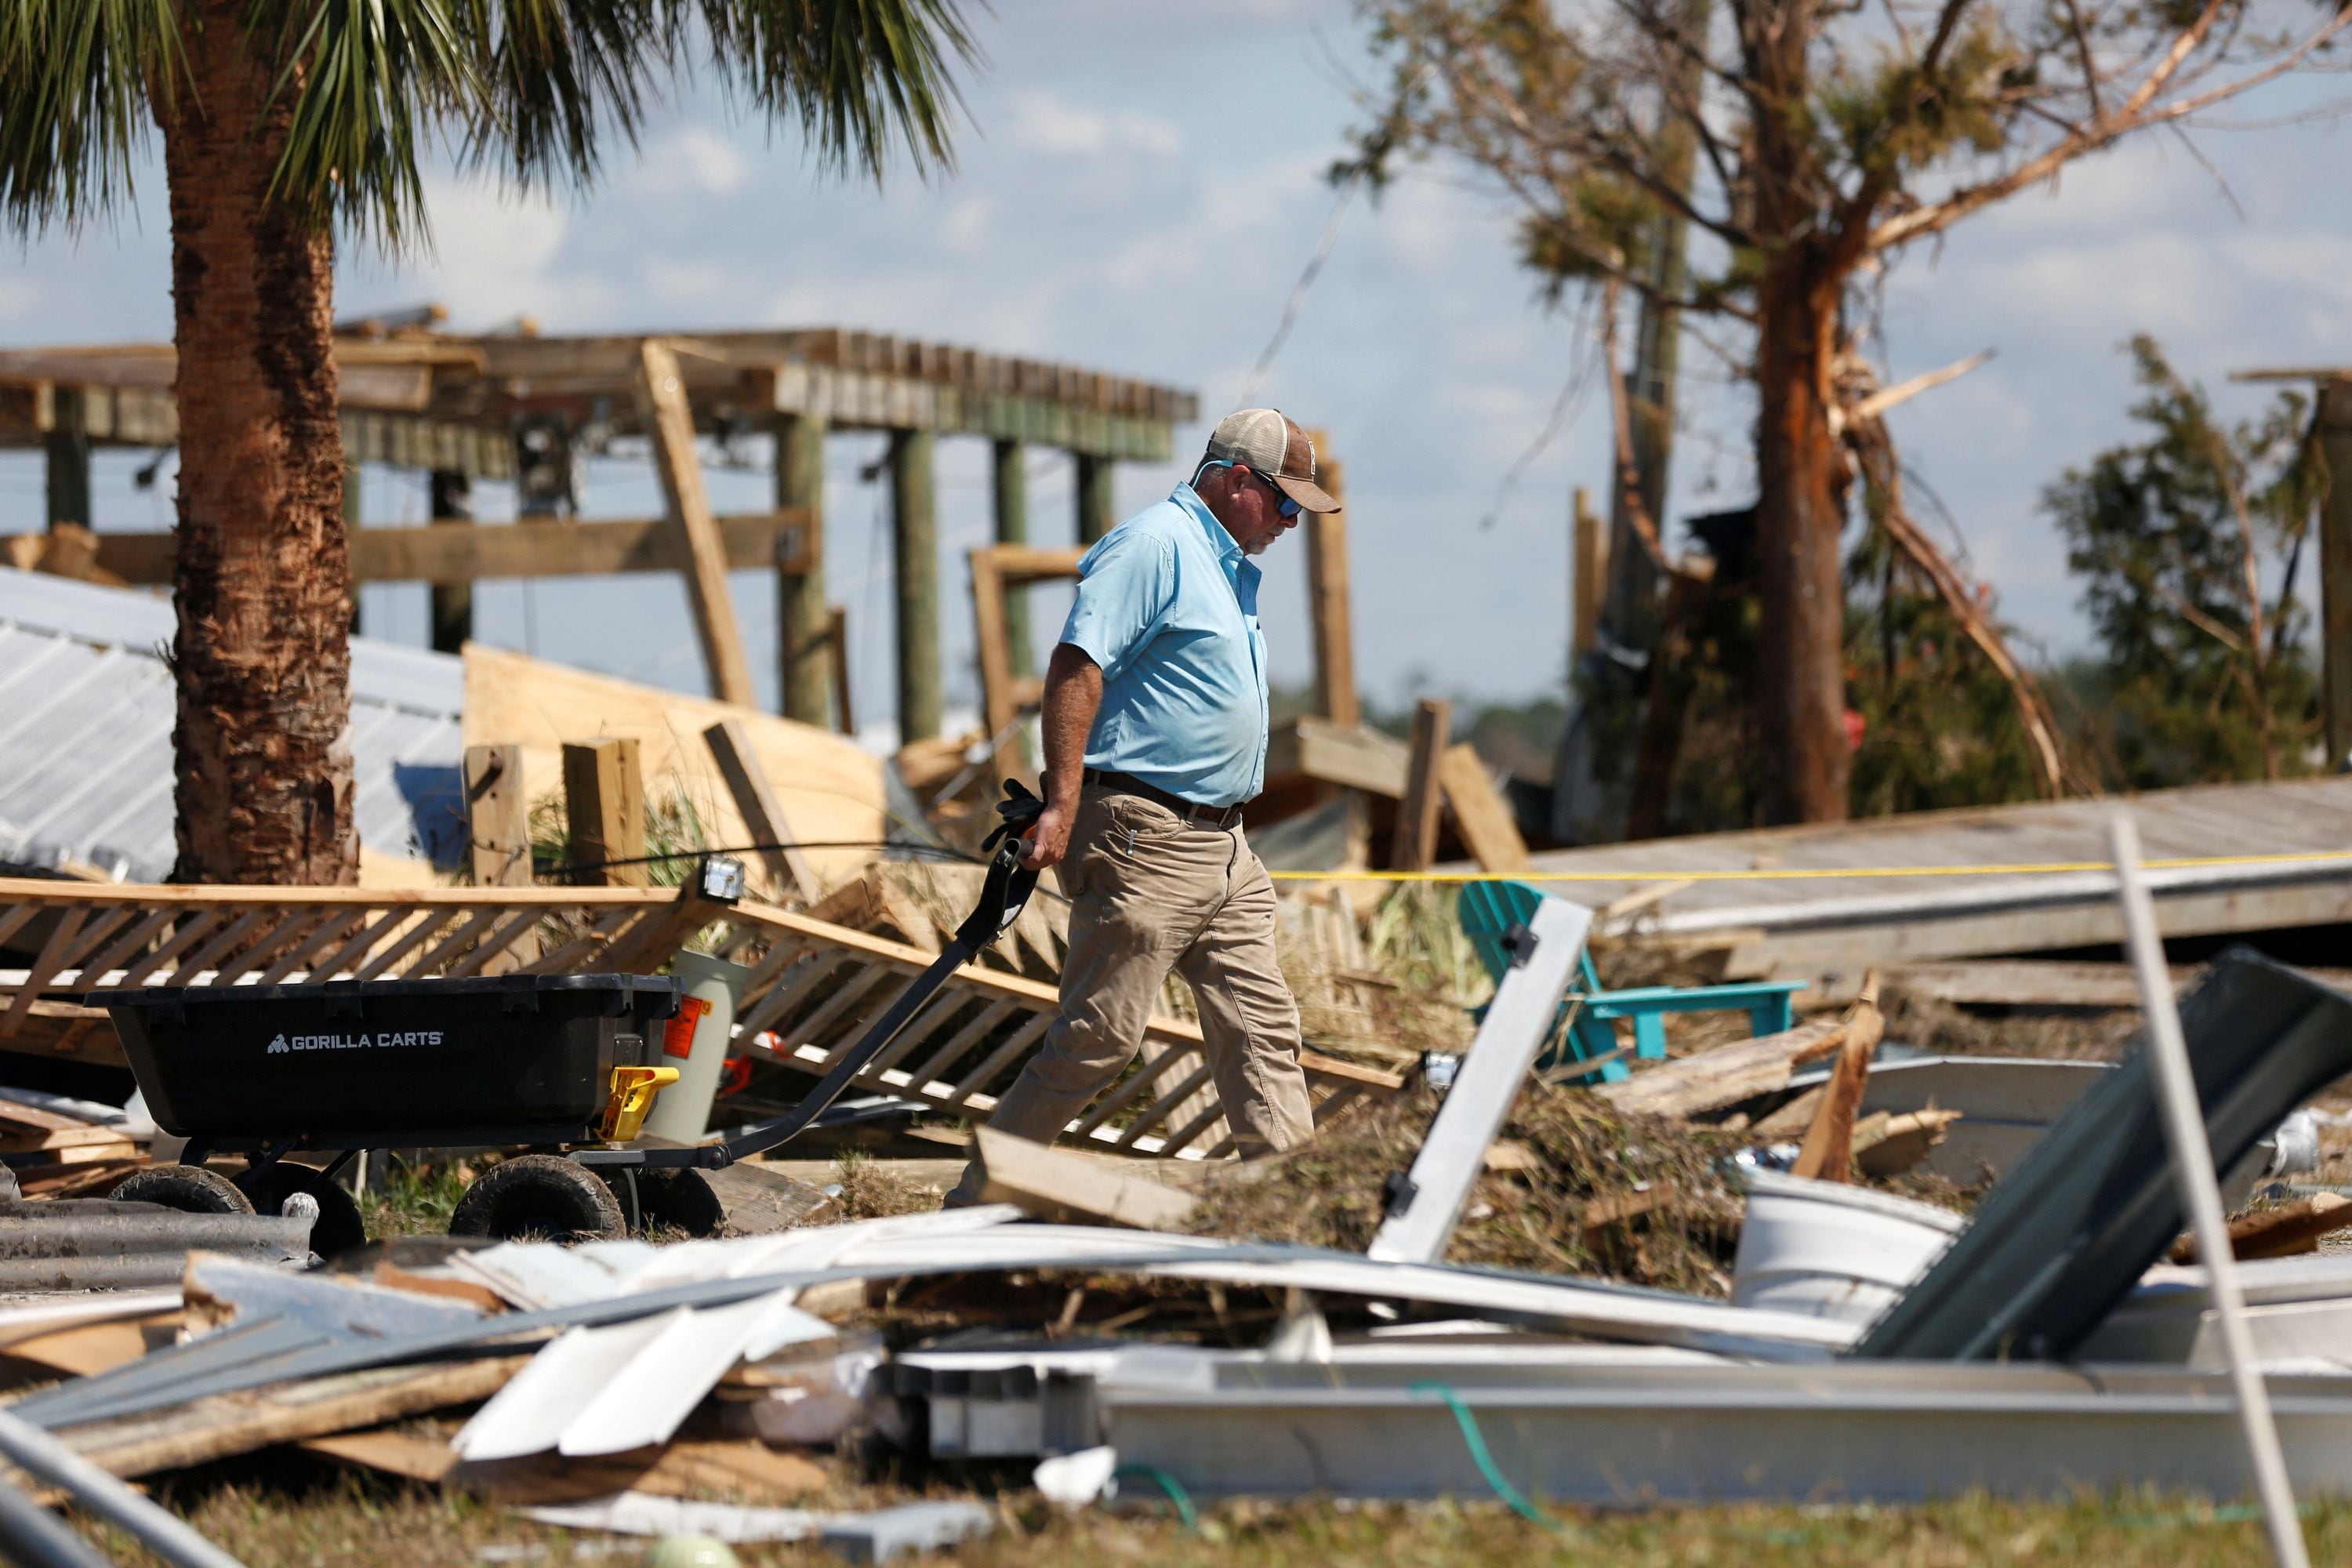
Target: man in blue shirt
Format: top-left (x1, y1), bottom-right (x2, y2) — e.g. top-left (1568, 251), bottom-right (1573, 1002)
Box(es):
top-left (948, 410), bottom-right (1341, 1194)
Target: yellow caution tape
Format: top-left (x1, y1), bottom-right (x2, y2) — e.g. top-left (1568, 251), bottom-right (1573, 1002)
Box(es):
top-left (1267, 848), bottom-right (2352, 884)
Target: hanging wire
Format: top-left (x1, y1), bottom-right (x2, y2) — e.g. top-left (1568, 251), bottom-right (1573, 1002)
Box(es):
top-left (1236, 171), bottom-right (1363, 406)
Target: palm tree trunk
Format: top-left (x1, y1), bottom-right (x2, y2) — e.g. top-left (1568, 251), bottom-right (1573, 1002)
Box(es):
top-left (1751, 256), bottom-right (1852, 825)
top-left (160, 2), bottom-right (358, 884)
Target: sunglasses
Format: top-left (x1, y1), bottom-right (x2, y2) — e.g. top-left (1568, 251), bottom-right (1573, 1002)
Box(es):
top-left (1201, 459), bottom-right (1301, 517)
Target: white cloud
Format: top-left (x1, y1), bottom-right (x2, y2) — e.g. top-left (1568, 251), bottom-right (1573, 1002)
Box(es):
top-left (1002, 92), bottom-right (1183, 160)
top-left (632, 128), bottom-right (753, 196)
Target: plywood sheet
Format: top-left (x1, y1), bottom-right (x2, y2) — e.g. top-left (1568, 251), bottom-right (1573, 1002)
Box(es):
top-left (463, 644), bottom-right (883, 897)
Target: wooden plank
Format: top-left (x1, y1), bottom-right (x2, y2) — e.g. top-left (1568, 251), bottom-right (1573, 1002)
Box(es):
top-left (1595, 1017), bottom-right (1848, 1120)
top-left (703, 719), bottom-right (818, 905)
top-left (0, 909), bottom-right (83, 1038)
top-left (463, 744), bottom-right (532, 888)
top-left (973, 1126), bottom-right (1196, 1230)
top-left (562, 738), bottom-right (647, 889)
top-left (1303, 429), bottom-right (1358, 728)
top-left (66, 1356), bottom-right (531, 1480)
top-left (1438, 742), bottom-right (1534, 874)
top-left (1264, 716), bottom-right (1408, 797)
top-left (11, 513), bottom-right (818, 588)
top-left (1392, 699), bottom-right (1451, 872)
top-left (828, 604), bottom-right (855, 735)
top-left (637, 338), bottom-right (757, 707)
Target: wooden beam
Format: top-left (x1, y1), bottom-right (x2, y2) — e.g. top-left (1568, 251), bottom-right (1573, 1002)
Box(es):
top-left (704, 718), bottom-right (820, 905)
top-left (1305, 429), bottom-right (1359, 728)
top-left (1076, 452), bottom-right (1116, 544)
top-left (1265, 716), bottom-right (1409, 797)
top-left (775, 411), bottom-right (831, 727)
top-left (1572, 485), bottom-right (1607, 658)
top-left (1438, 742), bottom-right (1534, 873)
top-left (1393, 699), bottom-right (1452, 872)
top-left (561, 739), bottom-right (647, 888)
top-left (463, 742), bottom-right (539, 969)
top-left (2320, 379), bottom-right (2352, 768)
top-left (13, 512), bottom-right (818, 588)
top-left (973, 1127), bottom-right (1197, 1231)
top-left (829, 605), bottom-right (855, 736)
top-left (970, 546), bottom-right (1024, 773)
top-left (1791, 979), bottom-right (1883, 1182)
top-left (463, 745), bottom-right (532, 889)
top-left (637, 337), bottom-right (757, 708)
top-left (891, 428), bottom-right (942, 742)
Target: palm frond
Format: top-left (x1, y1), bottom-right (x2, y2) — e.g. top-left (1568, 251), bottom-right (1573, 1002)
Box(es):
top-left (0, 0), bottom-right (187, 235)
top-left (461, 0), bottom-right (672, 192)
top-left (252, 0), bottom-right (481, 247)
top-left (695, 0), bottom-right (981, 182)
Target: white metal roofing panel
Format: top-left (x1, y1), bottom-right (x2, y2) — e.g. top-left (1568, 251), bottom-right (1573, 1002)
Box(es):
top-left (0, 568), bottom-right (463, 879)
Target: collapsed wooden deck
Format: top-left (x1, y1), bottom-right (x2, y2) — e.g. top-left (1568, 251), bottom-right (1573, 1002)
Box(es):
top-left (0, 877), bottom-right (1400, 1160)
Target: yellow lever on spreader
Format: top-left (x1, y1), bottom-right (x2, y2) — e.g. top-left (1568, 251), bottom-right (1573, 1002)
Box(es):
top-left (597, 1065), bottom-right (680, 1142)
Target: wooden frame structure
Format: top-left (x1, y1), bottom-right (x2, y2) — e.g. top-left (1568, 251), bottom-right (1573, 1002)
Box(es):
top-left (0, 328), bottom-right (1200, 741)
top-left (0, 876), bottom-right (1400, 1160)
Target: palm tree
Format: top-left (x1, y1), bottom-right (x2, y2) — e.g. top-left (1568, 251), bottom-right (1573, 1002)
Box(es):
top-left (1, 0), bottom-right (975, 884)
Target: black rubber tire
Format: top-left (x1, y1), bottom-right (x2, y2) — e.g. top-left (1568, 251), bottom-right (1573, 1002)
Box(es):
top-left (448, 1155), bottom-right (627, 1243)
top-left (110, 1163), bottom-right (256, 1216)
top-left (606, 1167), bottom-right (727, 1239)
top-left (234, 1163), bottom-right (369, 1259)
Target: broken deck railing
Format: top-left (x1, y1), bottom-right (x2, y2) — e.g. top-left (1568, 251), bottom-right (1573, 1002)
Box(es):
top-left (0, 877), bottom-right (1400, 1161)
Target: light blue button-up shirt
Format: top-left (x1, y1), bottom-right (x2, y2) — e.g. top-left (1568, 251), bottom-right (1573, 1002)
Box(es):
top-left (1058, 483), bottom-right (1271, 808)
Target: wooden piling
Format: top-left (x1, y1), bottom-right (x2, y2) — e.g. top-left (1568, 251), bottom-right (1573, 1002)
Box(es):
top-left (776, 412), bottom-right (832, 727)
top-left (891, 429), bottom-right (942, 742)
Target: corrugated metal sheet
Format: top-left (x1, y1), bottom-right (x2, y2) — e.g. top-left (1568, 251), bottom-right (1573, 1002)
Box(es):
top-left (0, 568), bottom-right (463, 880)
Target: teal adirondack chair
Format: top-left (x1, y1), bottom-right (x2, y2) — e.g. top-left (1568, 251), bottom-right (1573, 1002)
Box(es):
top-left (1457, 880), bottom-right (1805, 1084)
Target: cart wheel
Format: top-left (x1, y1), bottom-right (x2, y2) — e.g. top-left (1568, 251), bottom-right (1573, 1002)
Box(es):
top-left (448, 1155), bottom-right (627, 1243)
top-left (110, 1163), bottom-right (256, 1216)
top-left (607, 1167), bottom-right (727, 1239)
top-left (234, 1163), bottom-right (369, 1259)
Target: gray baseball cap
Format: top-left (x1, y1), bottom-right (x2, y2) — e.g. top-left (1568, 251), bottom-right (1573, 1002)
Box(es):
top-left (1202, 409), bottom-right (1341, 513)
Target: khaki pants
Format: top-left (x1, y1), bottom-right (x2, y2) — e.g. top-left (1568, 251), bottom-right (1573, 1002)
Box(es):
top-left (946, 786), bottom-right (1315, 1203)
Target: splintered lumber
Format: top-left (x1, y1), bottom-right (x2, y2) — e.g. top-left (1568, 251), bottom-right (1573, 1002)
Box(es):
top-left (61, 1356), bottom-right (531, 1479)
top-left (1438, 743), bottom-right (1534, 874)
top-left (974, 1127), bottom-right (1197, 1232)
top-left (2170, 1193), bottom-right (2352, 1264)
top-left (1595, 1017), bottom-right (1849, 1120)
top-left (464, 644), bottom-right (884, 897)
top-left (1853, 1109), bottom-right (1963, 1178)
top-left (1791, 975), bottom-right (1883, 1182)
top-left (299, 1428), bottom-right (460, 1483)
top-left (1303, 434), bottom-right (1359, 728)
top-left (637, 338), bottom-right (758, 707)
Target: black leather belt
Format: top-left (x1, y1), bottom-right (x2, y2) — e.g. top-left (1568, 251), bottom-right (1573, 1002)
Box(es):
top-left (1080, 768), bottom-right (1246, 829)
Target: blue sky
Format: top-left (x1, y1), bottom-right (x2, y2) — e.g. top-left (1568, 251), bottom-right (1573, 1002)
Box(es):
top-left (5, 0), bottom-right (2350, 739)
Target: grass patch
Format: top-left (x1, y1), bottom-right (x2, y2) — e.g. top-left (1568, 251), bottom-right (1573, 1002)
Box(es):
top-left (70, 1477), bottom-right (2352, 1567)
top-left (361, 1159), bottom-right (472, 1239)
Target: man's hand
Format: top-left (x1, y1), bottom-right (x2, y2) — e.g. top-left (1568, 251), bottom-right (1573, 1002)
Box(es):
top-left (1022, 804), bottom-right (1073, 870)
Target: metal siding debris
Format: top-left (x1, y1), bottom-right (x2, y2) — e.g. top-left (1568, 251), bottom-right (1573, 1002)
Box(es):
top-left (1856, 952), bottom-right (2352, 1361)
top-left (1368, 895), bottom-right (1591, 1264)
